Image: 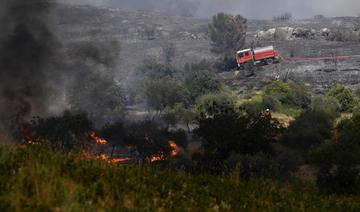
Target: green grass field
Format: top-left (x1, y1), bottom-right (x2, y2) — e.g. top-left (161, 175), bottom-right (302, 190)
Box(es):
top-left (1, 144), bottom-right (360, 211)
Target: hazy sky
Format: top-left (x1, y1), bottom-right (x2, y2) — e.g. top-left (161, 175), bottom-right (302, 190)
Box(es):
top-left (62, 0), bottom-right (360, 19)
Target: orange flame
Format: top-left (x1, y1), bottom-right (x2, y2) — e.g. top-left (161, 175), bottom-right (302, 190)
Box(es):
top-left (88, 131), bottom-right (108, 145)
top-left (27, 140), bottom-right (41, 145)
top-left (148, 155), bottom-right (165, 162)
top-left (168, 140), bottom-right (178, 156)
top-left (92, 154), bottom-right (131, 164)
top-left (146, 140), bottom-right (179, 162)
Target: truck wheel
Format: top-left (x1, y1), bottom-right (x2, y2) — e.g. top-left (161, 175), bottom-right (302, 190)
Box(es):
top-left (266, 58), bottom-right (274, 65)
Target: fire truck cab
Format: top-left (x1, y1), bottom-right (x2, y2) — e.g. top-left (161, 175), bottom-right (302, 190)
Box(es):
top-left (236, 46), bottom-right (279, 69)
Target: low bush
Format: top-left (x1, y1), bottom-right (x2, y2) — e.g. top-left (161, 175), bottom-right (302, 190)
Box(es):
top-left (327, 83), bottom-right (359, 112)
top-left (311, 141), bottom-right (360, 195)
top-left (311, 96), bottom-right (340, 116)
top-left (282, 110), bottom-right (334, 152)
top-left (16, 111), bottom-right (94, 151)
top-left (265, 81), bottom-right (311, 109)
top-left (262, 95), bottom-right (281, 111)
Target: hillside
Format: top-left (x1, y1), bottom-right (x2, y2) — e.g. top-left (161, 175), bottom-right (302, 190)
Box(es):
top-left (55, 4), bottom-right (213, 81)
top-left (55, 4), bottom-right (360, 93)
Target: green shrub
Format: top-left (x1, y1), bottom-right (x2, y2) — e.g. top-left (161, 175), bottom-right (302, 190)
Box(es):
top-left (327, 83), bottom-right (359, 112)
top-left (195, 92), bottom-right (237, 117)
top-left (242, 101), bottom-right (264, 116)
top-left (193, 107), bottom-right (280, 173)
top-left (262, 95), bottom-right (281, 111)
top-left (288, 83), bottom-right (312, 109)
top-left (265, 81), bottom-right (311, 109)
top-left (311, 141), bottom-right (360, 195)
top-left (311, 96), bottom-right (340, 116)
top-left (213, 54), bottom-right (239, 72)
top-left (225, 152), bottom-right (301, 181)
top-left (312, 114), bottom-right (360, 194)
top-left (282, 110), bottom-right (334, 151)
top-left (183, 65), bottom-right (222, 103)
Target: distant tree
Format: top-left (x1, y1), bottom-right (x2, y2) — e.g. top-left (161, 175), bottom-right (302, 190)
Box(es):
top-left (67, 40), bottom-right (124, 122)
top-left (213, 54), bottom-right (240, 72)
top-left (143, 25), bottom-right (156, 40)
top-left (208, 12), bottom-right (247, 54)
top-left (163, 103), bottom-right (197, 132)
top-left (135, 62), bottom-right (178, 80)
top-left (183, 63), bottom-right (222, 103)
top-left (68, 74), bottom-right (126, 121)
top-left (314, 14), bottom-right (325, 20)
top-left (272, 13), bottom-right (293, 22)
top-left (162, 42), bottom-right (176, 64)
top-left (143, 78), bottom-right (188, 115)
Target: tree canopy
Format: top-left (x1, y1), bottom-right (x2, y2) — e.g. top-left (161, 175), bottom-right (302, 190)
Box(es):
top-left (209, 13), bottom-right (247, 54)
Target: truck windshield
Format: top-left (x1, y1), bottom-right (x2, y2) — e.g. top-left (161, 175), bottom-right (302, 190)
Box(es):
top-left (238, 53), bottom-right (244, 58)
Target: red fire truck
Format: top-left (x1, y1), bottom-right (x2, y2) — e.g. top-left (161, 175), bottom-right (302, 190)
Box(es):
top-left (236, 46), bottom-right (279, 69)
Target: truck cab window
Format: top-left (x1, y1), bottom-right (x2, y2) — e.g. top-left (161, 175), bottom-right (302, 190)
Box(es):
top-left (245, 52), bottom-right (249, 56)
top-left (238, 53), bottom-right (244, 58)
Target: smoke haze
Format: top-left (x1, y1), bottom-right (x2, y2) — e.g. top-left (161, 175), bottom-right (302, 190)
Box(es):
top-left (0, 0), bottom-right (122, 132)
top-left (0, 0), bottom-right (61, 131)
top-left (63, 0), bottom-right (360, 19)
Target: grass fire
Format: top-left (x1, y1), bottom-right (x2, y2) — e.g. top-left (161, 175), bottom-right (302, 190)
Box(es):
top-left (1, 0), bottom-right (360, 210)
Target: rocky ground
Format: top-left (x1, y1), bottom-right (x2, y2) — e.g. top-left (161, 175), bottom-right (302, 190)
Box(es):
top-left (55, 4), bottom-right (360, 93)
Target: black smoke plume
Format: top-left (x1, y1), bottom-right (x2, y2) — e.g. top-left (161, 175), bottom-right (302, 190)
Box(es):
top-left (0, 0), bottom-right (59, 131)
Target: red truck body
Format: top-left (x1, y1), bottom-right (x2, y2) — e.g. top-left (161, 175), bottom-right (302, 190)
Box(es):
top-left (236, 46), bottom-right (279, 68)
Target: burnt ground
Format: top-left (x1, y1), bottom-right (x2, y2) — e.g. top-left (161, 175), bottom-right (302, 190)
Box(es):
top-left (55, 4), bottom-right (360, 93)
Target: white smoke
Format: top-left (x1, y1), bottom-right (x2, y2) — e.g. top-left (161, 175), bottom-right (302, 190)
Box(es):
top-left (64, 0), bottom-right (360, 19)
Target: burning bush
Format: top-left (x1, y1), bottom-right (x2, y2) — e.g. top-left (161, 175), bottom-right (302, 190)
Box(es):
top-left (16, 111), bottom-right (96, 151)
top-left (99, 120), bottom-right (186, 163)
top-left (122, 121), bottom-right (185, 162)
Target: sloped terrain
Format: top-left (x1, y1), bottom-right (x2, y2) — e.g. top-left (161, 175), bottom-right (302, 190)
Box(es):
top-left (55, 4), bottom-right (360, 93)
top-left (55, 4), bottom-right (213, 80)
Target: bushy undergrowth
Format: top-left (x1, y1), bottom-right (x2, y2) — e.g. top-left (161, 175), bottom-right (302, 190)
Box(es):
top-left (1, 145), bottom-right (360, 211)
